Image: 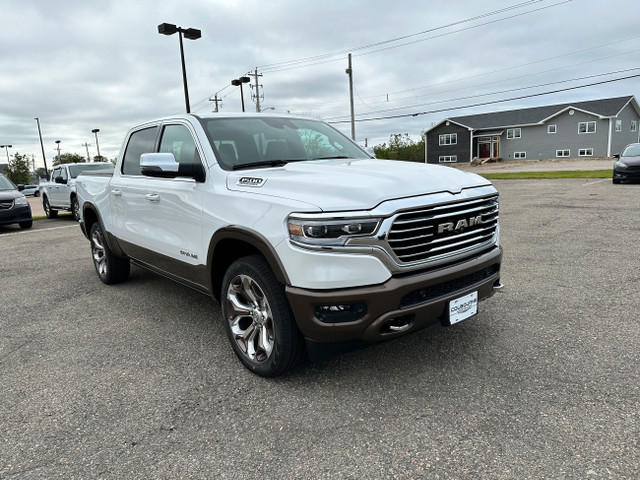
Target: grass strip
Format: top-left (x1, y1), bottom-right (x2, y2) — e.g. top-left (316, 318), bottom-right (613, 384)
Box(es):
top-left (480, 169), bottom-right (611, 180)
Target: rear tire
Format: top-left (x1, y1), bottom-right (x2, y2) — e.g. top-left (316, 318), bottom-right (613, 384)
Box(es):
top-left (221, 255), bottom-right (304, 377)
top-left (89, 222), bottom-right (130, 284)
top-left (19, 220), bottom-right (33, 229)
top-left (43, 196), bottom-right (58, 218)
top-left (71, 196), bottom-right (80, 221)
top-left (612, 178), bottom-right (621, 184)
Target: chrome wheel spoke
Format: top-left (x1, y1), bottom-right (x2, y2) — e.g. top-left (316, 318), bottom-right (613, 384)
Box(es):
top-left (225, 273), bottom-right (275, 364)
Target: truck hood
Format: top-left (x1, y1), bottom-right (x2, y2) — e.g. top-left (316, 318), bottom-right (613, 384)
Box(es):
top-left (226, 159), bottom-right (493, 211)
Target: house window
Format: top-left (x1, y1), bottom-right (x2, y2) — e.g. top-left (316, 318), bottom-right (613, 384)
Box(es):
top-left (439, 133), bottom-right (457, 145)
top-left (547, 125), bottom-right (557, 134)
top-left (579, 148), bottom-right (593, 157)
top-left (556, 149), bottom-right (570, 157)
top-left (632, 121), bottom-right (637, 132)
top-left (439, 155), bottom-right (457, 163)
top-left (514, 152), bottom-right (526, 159)
top-left (615, 120), bottom-right (622, 132)
top-left (507, 128), bottom-right (521, 139)
top-left (578, 121), bottom-right (596, 134)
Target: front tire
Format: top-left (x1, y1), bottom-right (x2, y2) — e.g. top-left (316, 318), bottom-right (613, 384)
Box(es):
top-left (221, 255), bottom-right (304, 377)
top-left (43, 196), bottom-right (58, 218)
top-left (19, 220), bottom-right (33, 229)
top-left (90, 222), bottom-right (130, 284)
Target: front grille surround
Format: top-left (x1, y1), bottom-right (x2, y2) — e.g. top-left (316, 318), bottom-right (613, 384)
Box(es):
top-left (0, 199), bottom-right (15, 210)
top-left (385, 194), bottom-right (499, 266)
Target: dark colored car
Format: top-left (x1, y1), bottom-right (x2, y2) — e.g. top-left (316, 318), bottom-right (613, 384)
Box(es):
top-left (613, 143), bottom-right (640, 184)
top-left (0, 174), bottom-right (33, 229)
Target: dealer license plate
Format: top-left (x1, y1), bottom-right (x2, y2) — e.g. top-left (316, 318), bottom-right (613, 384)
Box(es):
top-left (448, 291), bottom-right (478, 325)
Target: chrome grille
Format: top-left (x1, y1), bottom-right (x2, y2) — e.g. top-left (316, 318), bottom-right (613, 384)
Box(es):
top-left (0, 199), bottom-right (14, 210)
top-left (387, 195), bottom-right (499, 263)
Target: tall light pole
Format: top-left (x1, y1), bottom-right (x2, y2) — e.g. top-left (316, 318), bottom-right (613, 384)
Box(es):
top-left (231, 76), bottom-right (251, 112)
top-left (55, 140), bottom-right (61, 163)
top-left (92, 128), bottom-right (101, 160)
top-left (35, 117), bottom-right (49, 177)
top-left (0, 144), bottom-right (12, 162)
top-left (157, 23), bottom-right (201, 114)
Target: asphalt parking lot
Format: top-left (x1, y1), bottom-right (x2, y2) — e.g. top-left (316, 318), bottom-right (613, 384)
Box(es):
top-left (1, 178), bottom-right (638, 479)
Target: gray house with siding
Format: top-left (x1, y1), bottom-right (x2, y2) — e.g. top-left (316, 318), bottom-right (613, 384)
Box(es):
top-left (425, 95), bottom-right (640, 164)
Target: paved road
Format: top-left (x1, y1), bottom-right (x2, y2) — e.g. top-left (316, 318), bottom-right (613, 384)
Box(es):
top-left (1, 179), bottom-right (638, 479)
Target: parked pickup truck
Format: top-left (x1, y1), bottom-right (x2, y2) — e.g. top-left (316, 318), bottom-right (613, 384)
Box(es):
top-left (76, 114), bottom-right (503, 376)
top-left (40, 162), bottom-right (114, 220)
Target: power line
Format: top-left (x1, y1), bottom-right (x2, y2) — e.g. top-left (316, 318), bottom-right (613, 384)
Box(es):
top-left (327, 73), bottom-right (640, 124)
top-left (258, 0), bottom-right (553, 72)
top-left (192, 1), bottom-right (570, 111)
top-left (324, 68), bottom-right (640, 121)
top-left (259, 0), bottom-right (571, 74)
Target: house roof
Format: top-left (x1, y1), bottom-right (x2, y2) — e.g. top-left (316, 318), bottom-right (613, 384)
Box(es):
top-left (438, 95), bottom-right (636, 131)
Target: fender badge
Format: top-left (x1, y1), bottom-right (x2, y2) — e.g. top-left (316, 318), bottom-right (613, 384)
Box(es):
top-left (237, 176), bottom-right (265, 187)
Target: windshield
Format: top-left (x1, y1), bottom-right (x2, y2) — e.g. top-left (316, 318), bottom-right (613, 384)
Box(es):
top-left (199, 117), bottom-right (368, 170)
top-left (622, 144), bottom-right (640, 157)
top-left (68, 163), bottom-right (115, 178)
top-left (0, 174), bottom-right (17, 190)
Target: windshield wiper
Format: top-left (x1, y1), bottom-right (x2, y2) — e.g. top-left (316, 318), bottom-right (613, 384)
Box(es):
top-left (232, 159), bottom-right (306, 171)
top-left (233, 160), bottom-right (289, 170)
top-left (312, 155), bottom-right (352, 160)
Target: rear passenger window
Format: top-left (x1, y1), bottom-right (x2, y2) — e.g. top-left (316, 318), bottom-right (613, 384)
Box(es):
top-left (122, 127), bottom-right (157, 176)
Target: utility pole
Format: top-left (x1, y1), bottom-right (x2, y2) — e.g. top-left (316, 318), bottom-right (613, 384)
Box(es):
top-left (82, 142), bottom-right (91, 162)
top-left (209, 95), bottom-right (222, 112)
top-left (249, 68), bottom-right (263, 112)
top-left (346, 54), bottom-right (355, 140)
top-left (35, 117), bottom-right (49, 177)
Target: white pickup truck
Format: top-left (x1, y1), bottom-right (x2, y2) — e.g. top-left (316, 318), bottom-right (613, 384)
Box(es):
top-left (76, 114), bottom-right (502, 376)
top-left (40, 162), bottom-right (114, 220)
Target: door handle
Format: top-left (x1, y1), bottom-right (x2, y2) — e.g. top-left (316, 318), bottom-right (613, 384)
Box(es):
top-left (111, 189), bottom-right (122, 197)
top-left (145, 193), bottom-right (160, 202)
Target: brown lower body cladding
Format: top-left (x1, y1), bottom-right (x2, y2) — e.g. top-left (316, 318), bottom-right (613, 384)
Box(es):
top-left (286, 246), bottom-right (502, 345)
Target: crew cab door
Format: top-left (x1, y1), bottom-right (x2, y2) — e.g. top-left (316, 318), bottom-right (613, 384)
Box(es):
top-left (49, 166), bottom-right (68, 206)
top-left (110, 126), bottom-right (157, 250)
top-left (140, 123), bottom-right (205, 281)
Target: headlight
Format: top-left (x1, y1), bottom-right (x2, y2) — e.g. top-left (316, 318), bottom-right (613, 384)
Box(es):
top-left (288, 217), bottom-right (381, 246)
top-left (14, 195), bottom-right (27, 206)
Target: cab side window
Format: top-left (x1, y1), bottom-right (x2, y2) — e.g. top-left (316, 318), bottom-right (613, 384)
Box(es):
top-left (159, 124), bottom-right (205, 181)
top-left (159, 124), bottom-right (202, 167)
top-left (122, 127), bottom-right (157, 176)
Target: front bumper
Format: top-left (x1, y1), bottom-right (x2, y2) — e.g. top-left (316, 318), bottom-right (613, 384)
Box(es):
top-left (286, 246), bottom-right (502, 344)
top-left (613, 167), bottom-right (640, 182)
top-left (0, 204), bottom-right (32, 226)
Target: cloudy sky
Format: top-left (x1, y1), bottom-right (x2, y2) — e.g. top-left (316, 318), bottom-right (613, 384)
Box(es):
top-left (1, 0), bottom-right (638, 168)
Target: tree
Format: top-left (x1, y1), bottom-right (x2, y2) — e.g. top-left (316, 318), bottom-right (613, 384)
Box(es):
top-left (373, 133), bottom-right (425, 162)
top-left (5, 152), bottom-right (31, 185)
top-left (53, 153), bottom-right (86, 166)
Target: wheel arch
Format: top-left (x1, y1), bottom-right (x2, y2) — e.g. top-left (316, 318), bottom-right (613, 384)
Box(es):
top-left (208, 227), bottom-right (290, 302)
top-left (81, 203), bottom-right (126, 257)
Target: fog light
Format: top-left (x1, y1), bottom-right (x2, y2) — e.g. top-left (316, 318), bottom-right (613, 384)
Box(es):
top-left (315, 303), bottom-right (367, 323)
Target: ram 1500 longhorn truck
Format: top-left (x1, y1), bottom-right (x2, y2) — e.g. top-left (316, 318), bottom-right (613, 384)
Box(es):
top-left (76, 114), bottom-right (503, 376)
top-left (40, 162), bottom-right (114, 220)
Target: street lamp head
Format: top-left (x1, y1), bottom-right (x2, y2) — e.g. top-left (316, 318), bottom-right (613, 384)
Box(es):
top-left (92, 128), bottom-right (100, 133)
top-left (158, 23), bottom-right (178, 35)
top-left (183, 28), bottom-right (201, 40)
top-left (55, 140), bottom-right (60, 145)
top-left (1, 145), bottom-right (12, 148)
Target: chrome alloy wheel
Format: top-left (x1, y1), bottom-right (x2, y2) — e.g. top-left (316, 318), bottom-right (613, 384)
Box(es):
top-left (225, 274), bottom-right (275, 363)
top-left (91, 227), bottom-right (107, 277)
